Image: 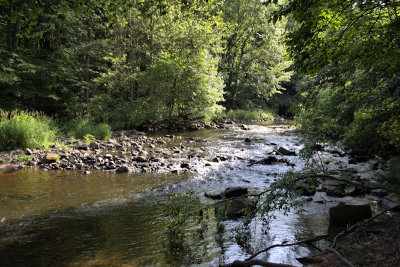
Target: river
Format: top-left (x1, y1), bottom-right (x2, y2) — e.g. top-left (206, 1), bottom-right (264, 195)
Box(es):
top-left (0, 123), bottom-right (337, 266)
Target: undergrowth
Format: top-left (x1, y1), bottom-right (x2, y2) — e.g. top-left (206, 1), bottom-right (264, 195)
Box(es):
top-left (66, 119), bottom-right (112, 140)
top-left (0, 110), bottom-right (56, 150)
top-left (222, 109), bottom-right (274, 121)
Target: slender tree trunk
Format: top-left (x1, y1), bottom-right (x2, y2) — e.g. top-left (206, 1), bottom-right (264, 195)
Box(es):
top-left (12, 0), bottom-right (26, 51)
top-left (6, 0), bottom-right (13, 50)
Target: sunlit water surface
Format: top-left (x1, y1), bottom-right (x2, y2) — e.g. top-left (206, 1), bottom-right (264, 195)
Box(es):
top-left (0, 123), bottom-right (334, 266)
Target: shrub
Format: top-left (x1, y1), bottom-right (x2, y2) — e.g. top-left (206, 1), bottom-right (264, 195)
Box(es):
top-left (95, 123), bottom-right (112, 140)
top-left (224, 109), bottom-right (274, 121)
top-left (69, 119), bottom-right (111, 140)
top-left (0, 110), bottom-right (56, 150)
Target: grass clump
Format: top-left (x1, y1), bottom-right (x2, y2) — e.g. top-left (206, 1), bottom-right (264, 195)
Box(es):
top-left (0, 110), bottom-right (56, 150)
top-left (224, 109), bottom-right (274, 122)
top-left (69, 119), bottom-right (112, 140)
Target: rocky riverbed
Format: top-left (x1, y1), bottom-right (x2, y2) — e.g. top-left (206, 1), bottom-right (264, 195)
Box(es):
top-left (0, 120), bottom-right (296, 175)
top-left (0, 121), bottom-right (399, 266)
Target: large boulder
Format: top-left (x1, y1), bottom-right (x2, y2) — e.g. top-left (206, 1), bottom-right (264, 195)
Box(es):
top-left (329, 199), bottom-right (372, 231)
top-left (223, 187), bottom-right (248, 198)
top-left (44, 153), bottom-right (60, 163)
top-left (226, 198), bottom-right (252, 219)
top-left (205, 187), bottom-right (248, 200)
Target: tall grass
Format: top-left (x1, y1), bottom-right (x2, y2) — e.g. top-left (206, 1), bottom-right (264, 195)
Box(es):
top-left (223, 109), bottom-right (274, 122)
top-left (0, 110), bottom-right (56, 150)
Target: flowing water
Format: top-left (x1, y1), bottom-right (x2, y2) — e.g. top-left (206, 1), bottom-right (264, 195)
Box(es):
top-left (0, 123), bottom-right (334, 266)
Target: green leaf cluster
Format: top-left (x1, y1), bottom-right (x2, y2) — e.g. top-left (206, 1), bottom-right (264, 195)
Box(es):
top-left (0, 110), bottom-right (56, 150)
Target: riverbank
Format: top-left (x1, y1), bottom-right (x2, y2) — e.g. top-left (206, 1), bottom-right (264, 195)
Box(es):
top-left (0, 119), bottom-right (291, 174)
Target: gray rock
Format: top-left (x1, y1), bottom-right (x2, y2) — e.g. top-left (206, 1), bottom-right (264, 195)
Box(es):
top-left (204, 192), bottom-right (222, 200)
top-left (180, 163), bottom-right (190, 169)
top-left (370, 189), bottom-right (388, 198)
top-left (116, 166), bottom-right (130, 173)
top-left (239, 124), bottom-right (250, 130)
top-left (212, 157), bottom-right (220, 163)
top-left (135, 156), bottom-right (147, 162)
top-left (277, 147), bottom-right (296, 156)
top-left (89, 142), bottom-right (100, 149)
top-left (223, 187), bottom-right (248, 198)
top-left (44, 153), bottom-right (60, 163)
top-left (380, 194), bottom-right (400, 211)
top-left (24, 148), bottom-right (33, 155)
top-left (329, 199), bottom-right (372, 229)
top-left (75, 144), bottom-right (88, 151)
top-left (226, 198), bottom-right (252, 219)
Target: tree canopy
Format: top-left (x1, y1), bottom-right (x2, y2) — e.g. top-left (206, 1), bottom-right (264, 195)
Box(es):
top-left (0, 0), bottom-right (290, 129)
top-left (270, 0), bottom-right (400, 155)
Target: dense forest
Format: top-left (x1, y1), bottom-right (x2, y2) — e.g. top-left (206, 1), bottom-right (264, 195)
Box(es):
top-left (1, 0), bottom-right (399, 156)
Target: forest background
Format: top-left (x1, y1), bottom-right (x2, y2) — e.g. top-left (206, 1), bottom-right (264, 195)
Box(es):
top-left (0, 0), bottom-right (399, 157)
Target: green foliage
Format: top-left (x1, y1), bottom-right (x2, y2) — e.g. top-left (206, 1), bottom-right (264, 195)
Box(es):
top-left (275, 0), bottom-right (400, 155)
top-left (83, 134), bottom-right (96, 144)
top-left (220, 0), bottom-right (292, 111)
top-left (68, 119), bottom-right (111, 140)
top-left (0, 110), bottom-right (56, 150)
top-left (138, 51), bottom-right (224, 125)
top-left (16, 154), bottom-right (34, 163)
top-left (165, 192), bottom-right (208, 253)
top-left (223, 109), bottom-right (274, 121)
top-left (0, 0), bottom-right (292, 129)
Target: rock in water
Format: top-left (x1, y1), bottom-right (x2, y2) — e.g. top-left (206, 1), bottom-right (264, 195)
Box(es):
top-left (329, 199), bottom-right (372, 230)
top-left (116, 166), bottom-right (130, 173)
top-left (223, 187), bottom-right (248, 198)
top-left (204, 192), bottom-right (222, 200)
top-left (277, 147), bottom-right (296, 156)
top-left (226, 198), bottom-right (252, 219)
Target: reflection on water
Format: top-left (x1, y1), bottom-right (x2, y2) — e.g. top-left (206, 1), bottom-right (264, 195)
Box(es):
top-left (0, 123), bottom-right (329, 266)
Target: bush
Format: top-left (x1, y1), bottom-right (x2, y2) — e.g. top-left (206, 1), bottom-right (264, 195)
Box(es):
top-left (223, 109), bottom-right (274, 122)
top-left (69, 119), bottom-right (111, 140)
top-left (0, 110), bottom-right (56, 150)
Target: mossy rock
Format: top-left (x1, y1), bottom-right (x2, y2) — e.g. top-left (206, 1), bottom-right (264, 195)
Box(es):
top-left (44, 153), bottom-right (60, 163)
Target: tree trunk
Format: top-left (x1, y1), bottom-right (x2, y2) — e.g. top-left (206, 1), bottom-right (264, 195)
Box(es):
top-left (6, 0), bottom-right (13, 50)
top-left (12, 0), bottom-right (26, 51)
